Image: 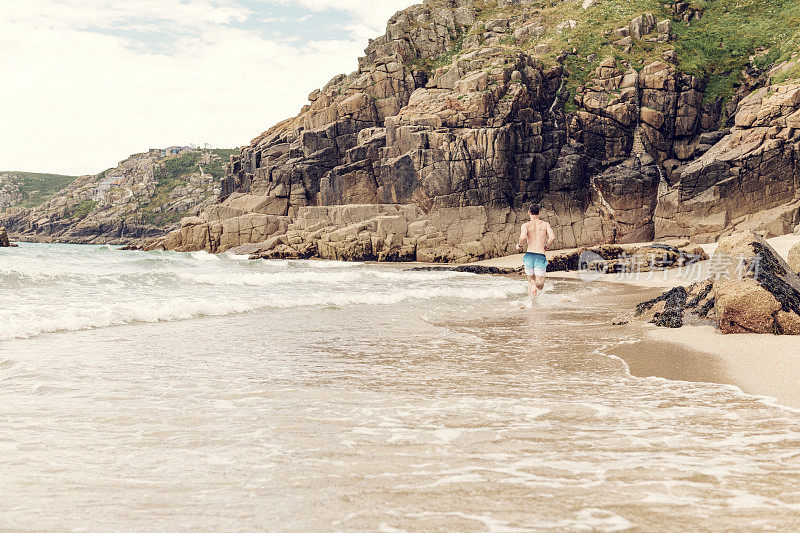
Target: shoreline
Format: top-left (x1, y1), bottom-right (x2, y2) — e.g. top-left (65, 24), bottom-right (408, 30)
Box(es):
top-left (610, 324), bottom-right (800, 410)
top-left (480, 235), bottom-right (800, 410)
top-left (8, 237), bottom-right (800, 410)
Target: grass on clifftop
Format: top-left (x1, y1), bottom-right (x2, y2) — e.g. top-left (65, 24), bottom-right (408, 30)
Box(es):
top-left (2, 171), bottom-right (78, 208)
top-left (538, 0), bottom-right (800, 104)
top-left (422, 0), bottom-right (800, 114)
top-left (673, 0), bottom-right (800, 101)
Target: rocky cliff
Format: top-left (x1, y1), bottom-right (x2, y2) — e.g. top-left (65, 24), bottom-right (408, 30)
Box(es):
top-left (0, 148), bottom-right (236, 245)
top-left (0, 175), bottom-right (24, 210)
top-left (142, 0), bottom-right (800, 261)
top-left (0, 171), bottom-right (77, 211)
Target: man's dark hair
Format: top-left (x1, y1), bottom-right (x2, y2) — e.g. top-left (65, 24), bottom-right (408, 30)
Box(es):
top-left (529, 203), bottom-right (540, 215)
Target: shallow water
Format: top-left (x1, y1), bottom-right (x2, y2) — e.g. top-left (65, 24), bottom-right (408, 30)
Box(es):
top-left (2, 244), bottom-right (800, 531)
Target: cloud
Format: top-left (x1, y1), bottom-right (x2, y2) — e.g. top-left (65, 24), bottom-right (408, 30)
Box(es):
top-left (4, 0), bottom-right (250, 32)
top-left (262, 0), bottom-right (415, 35)
top-left (0, 0), bottom-right (416, 175)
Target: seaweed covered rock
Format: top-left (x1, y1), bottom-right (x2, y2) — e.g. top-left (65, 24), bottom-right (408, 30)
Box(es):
top-left (608, 243), bottom-right (707, 272)
top-left (407, 265), bottom-right (521, 275)
top-left (713, 231), bottom-right (800, 334)
top-left (548, 242), bottom-right (707, 273)
top-left (634, 280), bottom-right (714, 328)
top-left (547, 245), bottom-right (625, 272)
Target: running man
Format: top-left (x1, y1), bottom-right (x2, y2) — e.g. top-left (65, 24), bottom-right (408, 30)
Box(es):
top-left (516, 203), bottom-right (555, 301)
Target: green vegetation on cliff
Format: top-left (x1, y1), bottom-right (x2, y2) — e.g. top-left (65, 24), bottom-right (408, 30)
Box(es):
top-left (140, 149), bottom-right (236, 226)
top-left (68, 200), bottom-right (99, 220)
top-left (1, 171), bottom-right (78, 208)
top-left (161, 148), bottom-right (236, 182)
top-left (421, 0), bottom-right (800, 113)
top-left (673, 0), bottom-right (800, 101)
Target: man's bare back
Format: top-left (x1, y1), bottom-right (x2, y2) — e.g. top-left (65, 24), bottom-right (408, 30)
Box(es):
top-left (520, 219), bottom-right (552, 254)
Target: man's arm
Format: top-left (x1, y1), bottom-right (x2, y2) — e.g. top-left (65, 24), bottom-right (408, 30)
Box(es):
top-left (545, 223), bottom-right (556, 250)
top-left (516, 224), bottom-right (527, 251)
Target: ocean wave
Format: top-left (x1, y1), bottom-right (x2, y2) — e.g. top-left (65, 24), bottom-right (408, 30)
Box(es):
top-left (0, 278), bottom-right (522, 342)
top-left (167, 266), bottom-right (473, 287)
top-left (189, 251), bottom-right (221, 261)
top-left (0, 256), bottom-right (478, 289)
top-left (0, 243), bottom-right (528, 341)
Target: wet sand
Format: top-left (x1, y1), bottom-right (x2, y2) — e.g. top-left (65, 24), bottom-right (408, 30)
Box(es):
top-left (613, 325), bottom-right (800, 410)
top-left (5, 244), bottom-right (800, 529)
top-left (477, 234), bottom-right (800, 410)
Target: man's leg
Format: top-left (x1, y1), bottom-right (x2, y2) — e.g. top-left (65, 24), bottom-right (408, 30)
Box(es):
top-left (527, 275), bottom-right (537, 300)
top-left (534, 254), bottom-right (547, 293)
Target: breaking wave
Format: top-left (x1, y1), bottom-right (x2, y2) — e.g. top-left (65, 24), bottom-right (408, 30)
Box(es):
top-left (0, 243), bottom-right (524, 340)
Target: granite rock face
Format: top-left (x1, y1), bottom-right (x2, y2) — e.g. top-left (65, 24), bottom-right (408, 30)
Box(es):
top-left (789, 242), bottom-right (800, 274)
top-left (144, 1), bottom-right (800, 261)
top-left (656, 83), bottom-right (800, 242)
top-left (0, 175), bottom-right (24, 210)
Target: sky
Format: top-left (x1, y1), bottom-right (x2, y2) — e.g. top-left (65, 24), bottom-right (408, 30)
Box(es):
top-left (0, 0), bottom-right (417, 175)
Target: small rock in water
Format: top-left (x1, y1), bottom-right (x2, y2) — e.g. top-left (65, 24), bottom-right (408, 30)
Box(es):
top-left (0, 227), bottom-right (17, 247)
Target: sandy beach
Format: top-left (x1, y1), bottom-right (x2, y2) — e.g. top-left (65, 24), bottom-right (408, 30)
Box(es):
top-left (615, 324), bottom-right (800, 409)
top-left (4, 242), bottom-right (800, 529)
top-left (478, 234), bottom-right (800, 409)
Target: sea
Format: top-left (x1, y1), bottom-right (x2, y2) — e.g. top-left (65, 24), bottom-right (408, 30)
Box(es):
top-left (1, 243), bottom-right (800, 531)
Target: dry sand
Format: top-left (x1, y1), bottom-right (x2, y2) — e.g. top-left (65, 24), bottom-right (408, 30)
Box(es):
top-left (477, 234), bottom-right (800, 409)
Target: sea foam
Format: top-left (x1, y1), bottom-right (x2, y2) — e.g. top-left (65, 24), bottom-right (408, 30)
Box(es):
top-left (0, 243), bottom-right (524, 340)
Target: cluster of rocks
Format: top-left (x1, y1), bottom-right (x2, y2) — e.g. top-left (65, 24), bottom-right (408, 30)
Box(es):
top-left (140, 201), bottom-right (522, 263)
top-left (548, 241), bottom-right (707, 273)
top-left (669, 2), bottom-right (704, 24)
top-left (0, 149), bottom-right (225, 245)
top-left (611, 13), bottom-right (672, 50)
top-left (633, 231), bottom-right (800, 334)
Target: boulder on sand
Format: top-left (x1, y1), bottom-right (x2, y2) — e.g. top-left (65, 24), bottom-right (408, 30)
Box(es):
top-left (631, 231), bottom-right (800, 334)
top-left (713, 231), bottom-right (800, 334)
